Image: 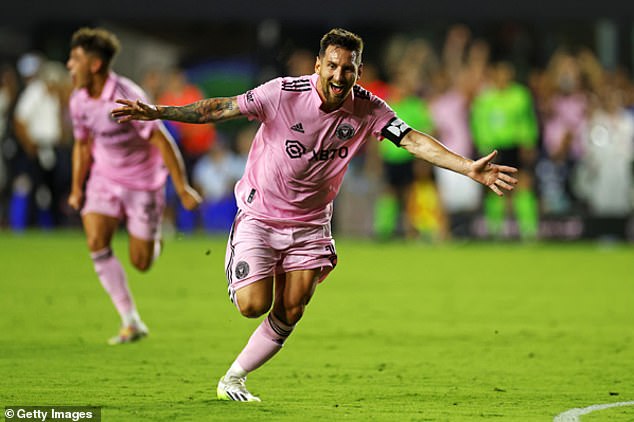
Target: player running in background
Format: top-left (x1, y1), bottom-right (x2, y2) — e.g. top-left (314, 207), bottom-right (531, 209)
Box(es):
top-left (66, 27), bottom-right (201, 345)
top-left (112, 28), bottom-right (517, 400)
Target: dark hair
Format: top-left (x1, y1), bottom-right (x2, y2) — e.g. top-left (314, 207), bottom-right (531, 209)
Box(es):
top-left (70, 27), bottom-right (120, 72)
top-left (319, 28), bottom-right (364, 63)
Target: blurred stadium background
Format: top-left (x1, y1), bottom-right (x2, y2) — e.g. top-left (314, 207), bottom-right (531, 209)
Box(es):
top-left (0, 0), bottom-right (633, 242)
top-left (1, 4), bottom-right (634, 421)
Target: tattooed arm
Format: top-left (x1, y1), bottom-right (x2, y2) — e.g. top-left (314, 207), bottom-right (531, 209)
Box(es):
top-left (111, 97), bottom-right (242, 124)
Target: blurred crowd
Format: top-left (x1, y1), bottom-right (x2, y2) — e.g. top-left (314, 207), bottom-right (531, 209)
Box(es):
top-left (0, 52), bottom-right (74, 230)
top-left (1, 24), bottom-right (633, 240)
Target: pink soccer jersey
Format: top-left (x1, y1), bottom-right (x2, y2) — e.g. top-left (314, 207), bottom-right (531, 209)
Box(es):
top-left (236, 73), bottom-right (402, 225)
top-left (69, 72), bottom-right (167, 190)
top-left (543, 93), bottom-right (587, 161)
top-left (430, 90), bottom-right (473, 158)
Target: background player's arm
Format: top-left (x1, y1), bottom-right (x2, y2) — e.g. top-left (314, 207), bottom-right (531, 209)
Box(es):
top-left (400, 129), bottom-right (518, 196)
top-left (68, 139), bottom-right (93, 210)
top-left (112, 97), bottom-right (243, 124)
top-left (148, 126), bottom-right (202, 210)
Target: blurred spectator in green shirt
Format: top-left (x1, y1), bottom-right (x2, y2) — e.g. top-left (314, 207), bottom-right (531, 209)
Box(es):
top-left (470, 61), bottom-right (539, 240)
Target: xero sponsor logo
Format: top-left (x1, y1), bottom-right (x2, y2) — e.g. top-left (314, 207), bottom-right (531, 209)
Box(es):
top-left (284, 140), bottom-right (348, 161)
top-left (309, 147), bottom-right (348, 161)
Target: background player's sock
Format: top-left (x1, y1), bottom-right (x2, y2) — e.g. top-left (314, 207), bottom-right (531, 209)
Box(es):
top-left (233, 313), bottom-right (295, 374)
top-left (91, 247), bottom-right (135, 323)
top-left (484, 193), bottom-right (505, 238)
top-left (374, 195), bottom-right (399, 240)
top-left (514, 189), bottom-right (539, 240)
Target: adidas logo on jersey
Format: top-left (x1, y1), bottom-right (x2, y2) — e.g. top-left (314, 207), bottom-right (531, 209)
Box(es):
top-left (290, 123), bottom-right (305, 133)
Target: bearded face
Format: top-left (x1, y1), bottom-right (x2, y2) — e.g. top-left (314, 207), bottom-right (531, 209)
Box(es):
top-left (315, 45), bottom-right (362, 111)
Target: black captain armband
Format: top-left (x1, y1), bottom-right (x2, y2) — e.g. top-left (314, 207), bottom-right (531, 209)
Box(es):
top-left (380, 117), bottom-right (412, 146)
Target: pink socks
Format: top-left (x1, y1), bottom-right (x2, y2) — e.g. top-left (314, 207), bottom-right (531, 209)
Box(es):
top-left (90, 247), bottom-right (135, 321)
top-left (235, 313), bottom-right (295, 373)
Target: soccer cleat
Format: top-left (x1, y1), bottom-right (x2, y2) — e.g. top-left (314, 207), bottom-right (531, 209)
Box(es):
top-left (217, 375), bottom-right (261, 402)
top-left (107, 322), bottom-right (149, 345)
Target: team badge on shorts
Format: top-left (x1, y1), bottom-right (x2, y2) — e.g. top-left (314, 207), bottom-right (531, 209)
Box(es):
top-left (336, 123), bottom-right (355, 141)
top-left (235, 261), bottom-right (250, 280)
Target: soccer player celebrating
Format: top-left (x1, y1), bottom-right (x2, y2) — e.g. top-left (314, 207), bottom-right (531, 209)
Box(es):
top-left (112, 28), bottom-right (517, 400)
top-left (66, 27), bottom-right (201, 345)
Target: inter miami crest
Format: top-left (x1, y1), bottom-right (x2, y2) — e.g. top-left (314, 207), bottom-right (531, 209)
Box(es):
top-left (235, 261), bottom-right (250, 280)
top-left (336, 123), bottom-right (355, 141)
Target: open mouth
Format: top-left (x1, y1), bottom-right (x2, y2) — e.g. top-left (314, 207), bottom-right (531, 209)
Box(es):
top-left (330, 82), bottom-right (345, 96)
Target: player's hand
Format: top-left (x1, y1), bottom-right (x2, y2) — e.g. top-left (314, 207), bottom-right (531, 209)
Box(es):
top-left (178, 185), bottom-right (203, 210)
top-left (111, 99), bottom-right (160, 123)
top-left (68, 189), bottom-right (84, 211)
top-left (467, 150), bottom-right (518, 196)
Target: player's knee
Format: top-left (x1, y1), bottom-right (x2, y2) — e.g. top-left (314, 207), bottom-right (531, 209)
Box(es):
top-left (130, 253), bottom-right (152, 272)
top-left (238, 297), bottom-right (271, 319)
top-left (86, 235), bottom-right (108, 252)
top-left (133, 261), bottom-right (152, 272)
top-left (279, 305), bottom-right (305, 325)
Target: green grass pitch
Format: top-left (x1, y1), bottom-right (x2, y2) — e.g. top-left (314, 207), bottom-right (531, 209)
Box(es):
top-left (1, 231), bottom-right (633, 421)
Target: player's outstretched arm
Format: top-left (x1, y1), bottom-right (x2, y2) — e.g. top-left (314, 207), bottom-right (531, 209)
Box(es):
top-left (111, 97), bottom-right (242, 124)
top-left (149, 126), bottom-right (202, 210)
top-left (400, 130), bottom-right (518, 196)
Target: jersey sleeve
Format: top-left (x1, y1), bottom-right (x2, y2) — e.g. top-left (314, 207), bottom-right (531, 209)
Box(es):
top-left (68, 92), bottom-right (90, 142)
top-left (237, 78), bottom-right (282, 123)
top-left (370, 97), bottom-right (412, 146)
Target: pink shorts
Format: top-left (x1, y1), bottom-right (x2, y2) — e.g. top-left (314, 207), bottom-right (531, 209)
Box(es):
top-left (81, 174), bottom-right (165, 241)
top-left (224, 210), bottom-right (338, 304)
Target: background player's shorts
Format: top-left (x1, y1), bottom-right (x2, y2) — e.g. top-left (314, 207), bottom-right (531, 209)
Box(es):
top-left (82, 174), bottom-right (165, 241)
top-left (224, 210), bottom-right (338, 304)
top-left (383, 161), bottom-right (414, 188)
top-left (494, 147), bottom-right (521, 170)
